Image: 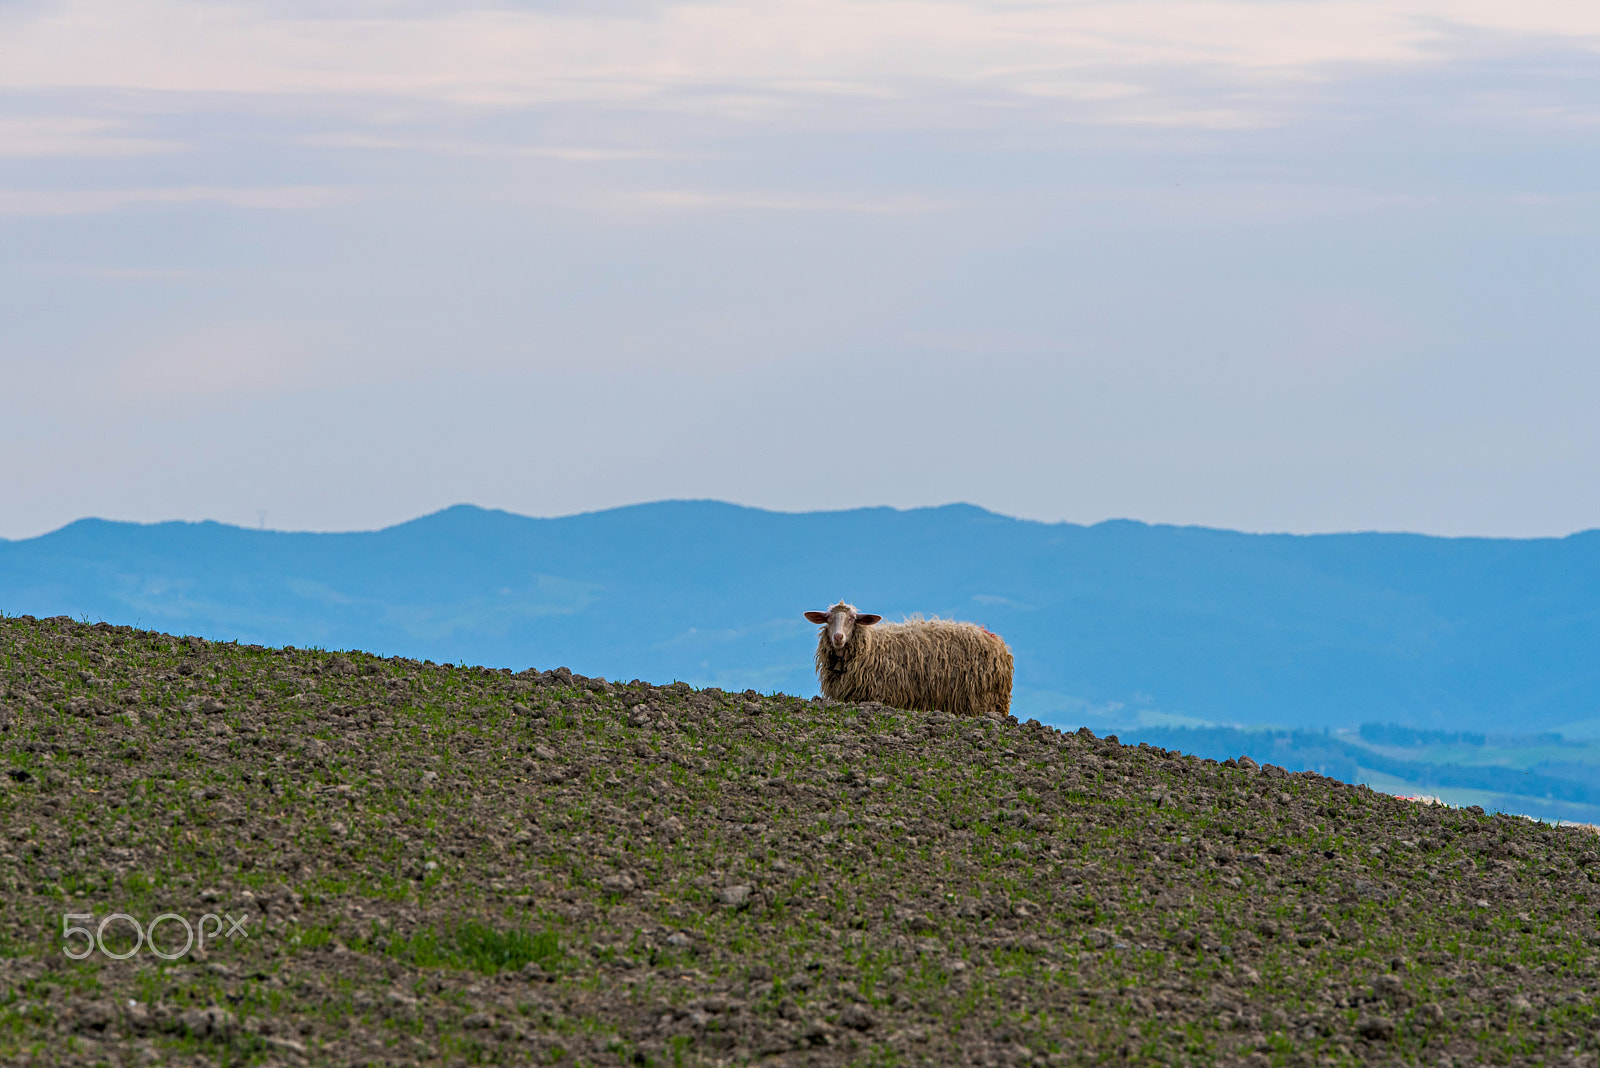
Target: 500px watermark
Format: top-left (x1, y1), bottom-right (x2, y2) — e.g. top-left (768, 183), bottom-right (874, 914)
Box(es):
top-left (62, 912), bottom-right (250, 960)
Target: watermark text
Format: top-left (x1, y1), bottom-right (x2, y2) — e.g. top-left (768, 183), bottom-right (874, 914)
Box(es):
top-left (62, 912), bottom-right (250, 960)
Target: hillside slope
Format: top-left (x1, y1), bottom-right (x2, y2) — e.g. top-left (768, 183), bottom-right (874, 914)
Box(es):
top-left (4, 502), bottom-right (1600, 734)
top-left (2, 614), bottom-right (1599, 1067)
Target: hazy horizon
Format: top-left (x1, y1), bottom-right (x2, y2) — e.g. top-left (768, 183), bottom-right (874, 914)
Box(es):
top-left (9, 498), bottom-right (1600, 543)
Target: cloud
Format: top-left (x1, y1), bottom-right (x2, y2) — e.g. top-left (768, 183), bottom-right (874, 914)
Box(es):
top-left (612, 190), bottom-right (948, 213)
top-left (2, 1), bottom-right (1595, 129)
top-left (0, 185), bottom-right (349, 216)
top-left (298, 132), bottom-right (674, 161)
top-left (0, 116), bottom-right (184, 157)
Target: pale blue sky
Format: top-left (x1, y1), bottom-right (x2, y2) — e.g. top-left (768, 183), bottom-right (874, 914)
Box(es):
top-left (3, 0), bottom-right (1599, 539)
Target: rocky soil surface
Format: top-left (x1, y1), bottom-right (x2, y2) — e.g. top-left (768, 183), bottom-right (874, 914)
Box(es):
top-left (2, 614), bottom-right (1599, 1067)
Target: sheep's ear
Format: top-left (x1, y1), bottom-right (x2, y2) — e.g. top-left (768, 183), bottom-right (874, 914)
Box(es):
top-left (855, 614), bottom-right (882, 626)
top-left (804, 612), bottom-right (830, 624)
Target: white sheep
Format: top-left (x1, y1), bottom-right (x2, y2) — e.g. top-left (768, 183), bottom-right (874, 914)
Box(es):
top-left (804, 601), bottom-right (1014, 718)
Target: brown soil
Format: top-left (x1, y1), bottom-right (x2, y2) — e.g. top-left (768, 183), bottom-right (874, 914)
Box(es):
top-left (2, 614), bottom-right (1598, 1067)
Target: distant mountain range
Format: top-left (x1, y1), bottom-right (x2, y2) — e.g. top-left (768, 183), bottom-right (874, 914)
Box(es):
top-left (4, 501), bottom-right (1599, 738)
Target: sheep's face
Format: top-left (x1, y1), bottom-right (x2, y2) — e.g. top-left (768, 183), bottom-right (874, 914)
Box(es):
top-left (804, 602), bottom-right (882, 652)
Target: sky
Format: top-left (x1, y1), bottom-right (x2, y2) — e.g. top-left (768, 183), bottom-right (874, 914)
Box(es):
top-left (3, 0), bottom-right (1599, 540)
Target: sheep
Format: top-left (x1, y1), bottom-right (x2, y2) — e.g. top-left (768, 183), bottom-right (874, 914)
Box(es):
top-left (804, 601), bottom-right (1014, 719)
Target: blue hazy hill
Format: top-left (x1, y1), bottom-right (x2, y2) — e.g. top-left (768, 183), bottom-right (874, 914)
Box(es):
top-left (3, 501), bottom-right (1599, 737)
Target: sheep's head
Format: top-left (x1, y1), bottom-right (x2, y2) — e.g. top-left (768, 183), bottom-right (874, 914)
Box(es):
top-left (804, 601), bottom-right (882, 652)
